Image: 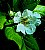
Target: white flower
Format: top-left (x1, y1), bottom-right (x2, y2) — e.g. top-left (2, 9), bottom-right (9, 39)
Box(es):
top-left (25, 24), bottom-right (36, 34)
top-left (13, 9), bottom-right (41, 35)
top-left (35, 19), bottom-right (41, 26)
top-left (13, 17), bottom-right (20, 23)
top-left (33, 12), bottom-right (41, 26)
top-left (13, 11), bottom-right (21, 23)
top-left (22, 9), bottom-right (33, 17)
top-left (14, 11), bottom-right (21, 17)
top-left (16, 24), bottom-right (25, 34)
top-left (33, 12), bottom-right (41, 18)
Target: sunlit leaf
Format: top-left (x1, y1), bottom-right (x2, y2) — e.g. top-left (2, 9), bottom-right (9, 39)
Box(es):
top-left (5, 27), bottom-right (22, 50)
top-left (33, 5), bottom-right (45, 16)
top-left (0, 12), bottom-right (6, 29)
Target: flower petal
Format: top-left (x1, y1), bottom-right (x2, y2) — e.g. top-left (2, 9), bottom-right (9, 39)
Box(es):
top-left (22, 9), bottom-right (33, 17)
top-left (28, 16), bottom-right (36, 24)
top-left (25, 24), bottom-right (36, 34)
top-left (35, 19), bottom-right (41, 26)
top-left (16, 24), bottom-right (25, 34)
top-left (13, 17), bottom-right (20, 23)
top-left (33, 12), bottom-right (41, 18)
top-left (15, 11), bottom-right (21, 17)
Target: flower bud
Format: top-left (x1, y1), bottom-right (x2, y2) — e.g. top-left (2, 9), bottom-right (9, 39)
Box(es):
top-left (9, 10), bottom-right (14, 16)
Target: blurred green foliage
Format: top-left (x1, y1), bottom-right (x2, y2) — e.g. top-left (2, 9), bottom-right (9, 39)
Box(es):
top-left (0, 12), bottom-right (6, 29)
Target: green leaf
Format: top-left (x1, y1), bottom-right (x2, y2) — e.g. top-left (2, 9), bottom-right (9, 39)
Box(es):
top-left (5, 27), bottom-right (22, 50)
top-left (33, 5), bottom-right (45, 16)
top-left (5, 27), bottom-right (39, 50)
top-left (13, 0), bottom-right (20, 12)
top-left (13, 0), bottom-right (40, 12)
top-left (23, 35), bottom-right (39, 50)
top-left (21, 39), bottom-right (26, 50)
top-left (0, 13), bottom-right (6, 29)
top-left (13, 0), bottom-right (17, 6)
top-left (21, 38), bottom-right (32, 50)
top-left (22, 0), bottom-right (40, 11)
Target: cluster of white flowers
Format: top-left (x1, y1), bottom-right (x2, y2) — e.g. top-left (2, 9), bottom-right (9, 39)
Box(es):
top-left (13, 9), bottom-right (41, 35)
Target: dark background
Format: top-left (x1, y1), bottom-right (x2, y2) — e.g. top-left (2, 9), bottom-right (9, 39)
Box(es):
top-left (0, 0), bottom-right (45, 50)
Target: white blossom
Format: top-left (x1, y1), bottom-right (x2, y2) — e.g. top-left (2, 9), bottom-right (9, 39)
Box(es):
top-left (13, 9), bottom-right (41, 35)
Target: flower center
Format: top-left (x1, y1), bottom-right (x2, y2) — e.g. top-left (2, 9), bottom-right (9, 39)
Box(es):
top-left (20, 16), bottom-right (30, 25)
